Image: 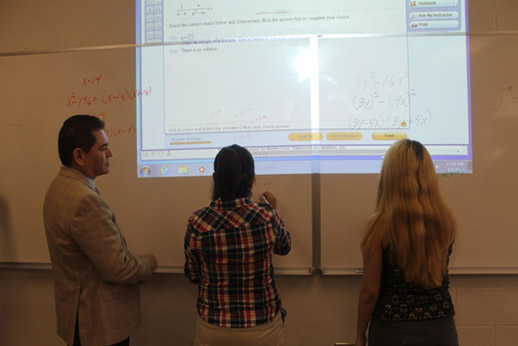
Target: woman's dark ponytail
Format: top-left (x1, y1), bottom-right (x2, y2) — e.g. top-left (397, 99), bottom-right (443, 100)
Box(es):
top-left (212, 144), bottom-right (255, 201)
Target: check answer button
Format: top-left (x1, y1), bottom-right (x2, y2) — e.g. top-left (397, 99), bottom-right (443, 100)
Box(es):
top-left (326, 132), bottom-right (362, 141)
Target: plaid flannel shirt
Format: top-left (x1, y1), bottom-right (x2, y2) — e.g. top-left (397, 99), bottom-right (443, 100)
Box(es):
top-left (184, 197), bottom-right (291, 328)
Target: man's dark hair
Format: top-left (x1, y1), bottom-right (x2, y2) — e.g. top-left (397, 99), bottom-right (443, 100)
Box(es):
top-left (58, 115), bottom-right (105, 166)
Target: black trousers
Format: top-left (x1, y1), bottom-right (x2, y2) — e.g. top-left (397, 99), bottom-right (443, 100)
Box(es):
top-left (72, 318), bottom-right (130, 346)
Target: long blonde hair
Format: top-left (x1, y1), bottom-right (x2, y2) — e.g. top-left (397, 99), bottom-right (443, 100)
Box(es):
top-left (361, 139), bottom-right (457, 288)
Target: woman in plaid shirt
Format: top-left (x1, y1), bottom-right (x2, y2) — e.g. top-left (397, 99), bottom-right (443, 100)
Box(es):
top-left (184, 144), bottom-right (291, 346)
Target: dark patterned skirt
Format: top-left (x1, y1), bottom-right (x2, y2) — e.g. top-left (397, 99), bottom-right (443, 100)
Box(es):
top-left (368, 317), bottom-right (458, 346)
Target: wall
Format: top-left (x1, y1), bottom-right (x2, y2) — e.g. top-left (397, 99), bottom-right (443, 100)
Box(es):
top-left (2, 1), bottom-right (518, 345)
top-left (2, 269), bottom-right (518, 345)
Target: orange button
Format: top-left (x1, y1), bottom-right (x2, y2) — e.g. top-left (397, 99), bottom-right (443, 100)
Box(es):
top-left (326, 132), bottom-right (362, 141)
top-left (288, 132), bottom-right (323, 141)
top-left (372, 132), bottom-right (407, 140)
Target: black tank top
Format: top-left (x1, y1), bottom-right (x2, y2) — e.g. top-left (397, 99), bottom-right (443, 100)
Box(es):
top-left (371, 248), bottom-right (455, 321)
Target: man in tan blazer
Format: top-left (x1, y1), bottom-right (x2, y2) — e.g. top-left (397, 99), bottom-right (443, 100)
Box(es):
top-left (43, 115), bottom-right (157, 346)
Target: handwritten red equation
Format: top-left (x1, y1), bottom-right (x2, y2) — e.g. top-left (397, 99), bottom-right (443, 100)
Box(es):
top-left (105, 123), bottom-right (137, 138)
top-left (65, 74), bottom-right (151, 138)
top-left (66, 78), bottom-right (151, 108)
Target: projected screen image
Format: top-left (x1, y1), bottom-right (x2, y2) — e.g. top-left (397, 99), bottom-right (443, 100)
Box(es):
top-left (136, 0), bottom-right (471, 177)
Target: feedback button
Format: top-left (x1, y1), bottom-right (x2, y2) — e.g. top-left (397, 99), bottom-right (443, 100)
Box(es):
top-left (372, 132), bottom-right (407, 140)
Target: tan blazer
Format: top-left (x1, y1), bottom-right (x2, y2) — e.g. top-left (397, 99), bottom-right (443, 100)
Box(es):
top-left (43, 166), bottom-right (152, 346)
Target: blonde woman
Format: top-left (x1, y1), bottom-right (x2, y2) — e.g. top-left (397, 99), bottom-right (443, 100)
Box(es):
top-left (355, 139), bottom-right (458, 346)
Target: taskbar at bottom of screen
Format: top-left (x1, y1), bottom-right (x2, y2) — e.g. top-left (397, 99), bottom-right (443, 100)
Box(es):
top-left (136, 158), bottom-right (472, 177)
top-left (137, 159), bottom-right (324, 178)
top-left (137, 158), bottom-right (376, 177)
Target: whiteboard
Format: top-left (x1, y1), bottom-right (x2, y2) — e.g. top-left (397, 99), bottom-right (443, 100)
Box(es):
top-left (0, 48), bottom-right (313, 273)
top-left (320, 33), bottom-right (518, 274)
top-left (2, 0), bottom-right (518, 274)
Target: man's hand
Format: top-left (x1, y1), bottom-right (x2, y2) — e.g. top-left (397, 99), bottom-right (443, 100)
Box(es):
top-left (142, 254), bottom-right (158, 272)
